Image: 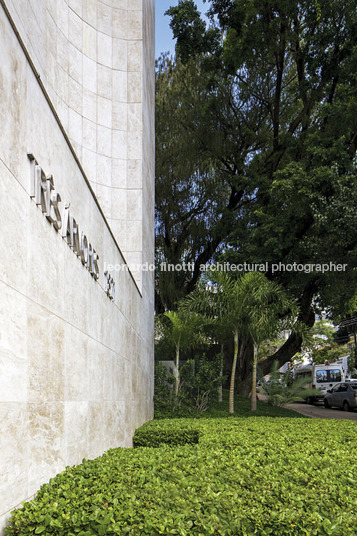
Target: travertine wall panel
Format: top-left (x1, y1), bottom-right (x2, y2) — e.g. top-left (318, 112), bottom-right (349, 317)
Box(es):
top-left (0, 0), bottom-right (154, 532)
top-left (2, 0), bottom-right (149, 288)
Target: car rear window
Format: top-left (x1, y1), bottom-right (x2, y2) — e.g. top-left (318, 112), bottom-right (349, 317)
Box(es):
top-left (350, 384), bottom-right (357, 390)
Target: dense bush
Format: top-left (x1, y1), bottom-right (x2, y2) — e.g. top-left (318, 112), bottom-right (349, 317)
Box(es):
top-left (133, 424), bottom-right (199, 447)
top-left (6, 417), bottom-right (357, 536)
top-left (179, 357), bottom-right (224, 413)
top-left (154, 357), bottom-right (224, 417)
top-left (153, 362), bottom-right (174, 412)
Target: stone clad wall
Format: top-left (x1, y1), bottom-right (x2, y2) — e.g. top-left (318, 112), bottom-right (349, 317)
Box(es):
top-left (2, 0), bottom-right (148, 287)
top-left (0, 0), bottom-right (154, 532)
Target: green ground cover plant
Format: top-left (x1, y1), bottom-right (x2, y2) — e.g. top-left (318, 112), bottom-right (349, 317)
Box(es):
top-left (154, 387), bottom-right (305, 419)
top-left (6, 412), bottom-right (357, 536)
top-left (133, 426), bottom-right (199, 448)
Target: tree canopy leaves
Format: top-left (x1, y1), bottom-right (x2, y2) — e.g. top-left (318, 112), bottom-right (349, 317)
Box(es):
top-left (155, 0), bottom-right (357, 388)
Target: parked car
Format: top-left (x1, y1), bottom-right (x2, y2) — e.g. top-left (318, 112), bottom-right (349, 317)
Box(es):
top-left (323, 382), bottom-right (357, 411)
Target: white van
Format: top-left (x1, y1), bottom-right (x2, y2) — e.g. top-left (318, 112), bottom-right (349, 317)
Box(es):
top-left (294, 363), bottom-right (345, 404)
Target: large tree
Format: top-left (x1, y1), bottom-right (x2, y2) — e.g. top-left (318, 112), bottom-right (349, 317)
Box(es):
top-left (155, 55), bottom-right (241, 313)
top-left (156, 0), bottom-right (357, 393)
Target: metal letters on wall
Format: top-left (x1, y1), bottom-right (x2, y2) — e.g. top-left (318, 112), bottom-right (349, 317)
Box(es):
top-left (28, 154), bottom-right (116, 300)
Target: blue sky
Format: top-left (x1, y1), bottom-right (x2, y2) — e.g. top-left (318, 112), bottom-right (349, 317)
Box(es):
top-left (155, 0), bottom-right (208, 58)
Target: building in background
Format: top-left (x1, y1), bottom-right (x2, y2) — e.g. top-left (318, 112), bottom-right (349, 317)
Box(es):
top-left (0, 0), bottom-right (155, 531)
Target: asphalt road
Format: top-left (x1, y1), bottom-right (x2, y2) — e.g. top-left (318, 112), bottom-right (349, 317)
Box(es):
top-left (257, 394), bottom-right (357, 420)
top-left (286, 401), bottom-right (357, 420)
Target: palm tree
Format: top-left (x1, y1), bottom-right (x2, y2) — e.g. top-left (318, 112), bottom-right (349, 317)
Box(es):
top-left (184, 270), bottom-right (298, 413)
top-left (241, 272), bottom-right (297, 411)
top-left (157, 309), bottom-right (208, 396)
top-left (205, 313), bottom-right (231, 403)
top-left (184, 270), bottom-right (254, 413)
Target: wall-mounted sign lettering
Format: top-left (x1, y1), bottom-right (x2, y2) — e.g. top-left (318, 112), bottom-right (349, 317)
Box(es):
top-left (28, 154), bottom-right (115, 300)
top-left (104, 271), bottom-right (115, 300)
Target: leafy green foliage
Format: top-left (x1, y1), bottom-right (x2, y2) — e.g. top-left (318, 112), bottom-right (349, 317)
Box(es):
top-left (183, 270), bottom-right (298, 410)
top-left (347, 347), bottom-right (357, 377)
top-left (6, 416), bottom-right (357, 535)
top-left (155, 54), bottom-right (235, 313)
top-left (153, 362), bottom-right (174, 414)
top-left (157, 0), bottom-right (357, 386)
top-left (311, 343), bottom-right (349, 365)
top-left (154, 357), bottom-right (225, 416)
top-left (298, 319), bottom-right (350, 365)
top-left (259, 362), bottom-right (321, 407)
top-left (155, 309), bottom-right (210, 395)
top-left (301, 319), bottom-right (336, 356)
top-left (133, 425), bottom-right (199, 448)
top-left (154, 388), bottom-right (305, 420)
top-left (166, 1), bottom-right (220, 63)
top-left (179, 356), bottom-right (224, 413)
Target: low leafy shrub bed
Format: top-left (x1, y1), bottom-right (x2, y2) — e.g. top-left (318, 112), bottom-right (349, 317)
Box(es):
top-left (154, 390), bottom-right (307, 419)
top-left (133, 425), bottom-right (199, 447)
top-left (6, 418), bottom-right (357, 535)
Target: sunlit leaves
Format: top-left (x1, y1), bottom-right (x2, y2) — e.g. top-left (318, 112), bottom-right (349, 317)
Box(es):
top-left (6, 417), bottom-right (357, 535)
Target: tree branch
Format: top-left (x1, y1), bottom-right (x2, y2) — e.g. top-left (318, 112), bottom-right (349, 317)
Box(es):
top-left (260, 278), bottom-right (318, 374)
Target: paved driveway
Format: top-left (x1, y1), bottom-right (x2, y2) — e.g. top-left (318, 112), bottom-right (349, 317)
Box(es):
top-left (257, 394), bottom-right (357, 420)
top-left (286, 401), bottom-right (357, 420)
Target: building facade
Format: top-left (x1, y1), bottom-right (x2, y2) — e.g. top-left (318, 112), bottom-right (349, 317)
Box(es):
top-left (0, 0), bottom-right (155, 531)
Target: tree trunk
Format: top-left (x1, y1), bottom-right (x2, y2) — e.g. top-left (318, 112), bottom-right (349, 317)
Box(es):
top-left (175, 346), bottom-right (180, 396)
top-left (251, 343), bottom-right (259, 411)
top-left (232, 279), bottom-right (317, 395)
top-left (260, 278), bottom-right (317, 376)
top-left (235, 335), bottom-right (253, 396)
top-left (229, 331), bottom-right (239, 413)
top-left (218, 343), bottom-right (224, 403)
